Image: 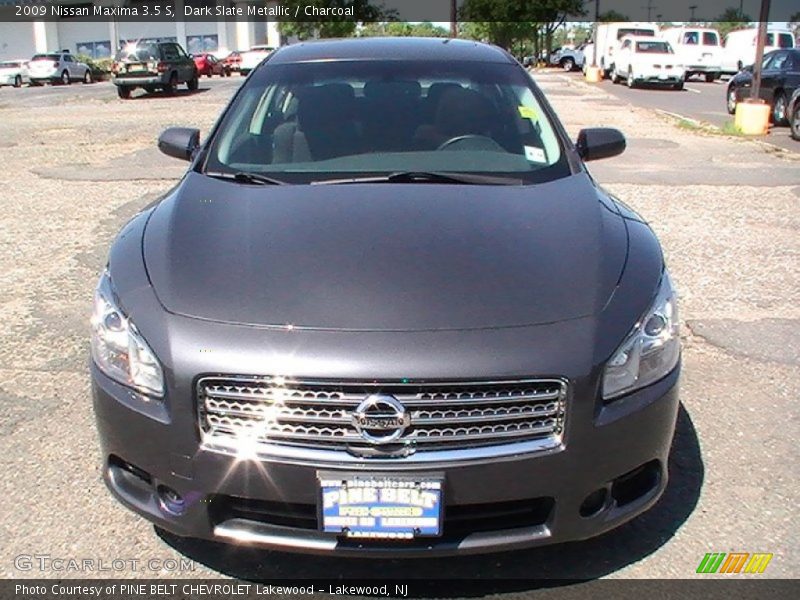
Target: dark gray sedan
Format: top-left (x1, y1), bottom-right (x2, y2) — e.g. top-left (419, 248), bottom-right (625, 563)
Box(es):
top-left (91, 38), bottom-right (681, 556)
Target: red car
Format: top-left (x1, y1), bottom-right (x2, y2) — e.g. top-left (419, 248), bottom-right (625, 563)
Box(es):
top-left (193, 53), bottom-right (229, 78)
top-left (222, 51), bottom-right (242, 74)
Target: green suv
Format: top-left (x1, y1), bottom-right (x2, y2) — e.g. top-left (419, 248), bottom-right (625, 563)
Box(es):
top-left (112, 41), bottom-right (198, 99)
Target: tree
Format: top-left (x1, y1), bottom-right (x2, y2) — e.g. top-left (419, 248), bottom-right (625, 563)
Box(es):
top-left (789, 12), bottom-right (800, 40)
top-left (278, 1), bottom-right (392, 40)
top-left (458, 0), bottom-right (586, 55)
top-left (715, 6), bottom-right (752, 39)
top-left (359, 21), bottom-right (449, 38)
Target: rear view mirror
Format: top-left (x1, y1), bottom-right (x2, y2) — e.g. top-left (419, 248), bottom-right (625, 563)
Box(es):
top-left (158, 127), bottom-right (200, 161)
top-left (576, 128), bottom-right (626, 161)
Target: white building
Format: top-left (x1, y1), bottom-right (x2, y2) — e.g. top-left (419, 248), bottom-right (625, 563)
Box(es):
top-left (0, 0), bottom-right (282, 60)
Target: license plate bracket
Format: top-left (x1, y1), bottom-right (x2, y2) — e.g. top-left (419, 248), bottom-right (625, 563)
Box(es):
top-left (319, 473), bottom-right (444, 539)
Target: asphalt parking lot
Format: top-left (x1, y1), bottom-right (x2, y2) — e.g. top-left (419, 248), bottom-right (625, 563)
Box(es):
top-left (0, 73), bottom-right (798, 584)
top-left (564, 70), bottom-right (798, 153)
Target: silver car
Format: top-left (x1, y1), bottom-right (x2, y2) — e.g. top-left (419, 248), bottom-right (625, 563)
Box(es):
top-left (0, 60), bottom-right (30, 87)
top-left (28, 51), bottom-right (92, 85)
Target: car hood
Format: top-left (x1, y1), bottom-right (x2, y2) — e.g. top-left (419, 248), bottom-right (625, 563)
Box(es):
top-left (142, 172), bottom-right (628, 331)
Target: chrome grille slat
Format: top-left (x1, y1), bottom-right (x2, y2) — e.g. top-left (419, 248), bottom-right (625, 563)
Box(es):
top-left (199, 376), bottom-right (567, 457)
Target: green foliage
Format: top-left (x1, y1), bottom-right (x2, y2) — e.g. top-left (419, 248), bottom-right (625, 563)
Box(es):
top-left (715, 7), bottom-right (752, 39)
top-left (458, 0), bottom-right (586, 53)
top-left (359, 22), bottom-right (449, 38)
top-left (75, 53), bottom-right (112, 78)
top-left (278, 1), bottom-right (392, 40)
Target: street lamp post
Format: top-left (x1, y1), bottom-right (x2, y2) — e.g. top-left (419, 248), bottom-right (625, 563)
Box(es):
top-left (592, 0), bottom-right (599, 67)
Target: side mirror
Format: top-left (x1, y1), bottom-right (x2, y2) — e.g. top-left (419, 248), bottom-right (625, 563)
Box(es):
top-left (576, 128), bottom-right (626, 161)
top-left (158, 127), bottom-right (200, 161)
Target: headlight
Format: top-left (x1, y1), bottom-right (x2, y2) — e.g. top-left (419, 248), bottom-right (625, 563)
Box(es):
top-left (90, 271), bottom-right (164, 397)
top-left (602, 271), bottom-right (680, 400)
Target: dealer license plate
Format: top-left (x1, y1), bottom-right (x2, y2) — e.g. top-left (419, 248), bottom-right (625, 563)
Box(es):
top-left (320, 474), bottom-right (443, 539)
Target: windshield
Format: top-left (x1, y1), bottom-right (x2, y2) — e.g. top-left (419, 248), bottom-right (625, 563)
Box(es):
top-left (618, 28), bottom-right (656, 40)
top-left (203, 60), bottom-right (569, 185)
top-left (115, 43), bottom-right (159, 62)
top-left (636, 41), bottom-right (673, 54)
top-left (32, 54), bottom-right (59, 61)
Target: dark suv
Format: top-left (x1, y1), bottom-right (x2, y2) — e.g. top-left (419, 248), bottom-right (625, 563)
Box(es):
top-left (92, 38), bottom-right (680, 556)
top-left (111, 41), bottom-right (198, 99)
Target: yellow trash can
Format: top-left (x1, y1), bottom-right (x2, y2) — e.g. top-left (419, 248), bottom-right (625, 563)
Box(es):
top-left (585, 66), bottom-right (603, 83)
top-left (734, 101), bottom-right (771, 135)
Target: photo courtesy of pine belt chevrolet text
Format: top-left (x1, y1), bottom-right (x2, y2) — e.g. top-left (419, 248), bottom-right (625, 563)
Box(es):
top-left (90, 37), bottom-right (681, 556)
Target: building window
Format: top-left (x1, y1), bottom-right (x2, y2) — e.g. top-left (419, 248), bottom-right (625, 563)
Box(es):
top-left (76, 41), bottom-right (112, 59)
top-left (187, 35), bottom-right (219, 54)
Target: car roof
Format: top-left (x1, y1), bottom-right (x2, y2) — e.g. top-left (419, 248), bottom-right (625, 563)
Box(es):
top-left (267, 37), bottom-right (514, 65)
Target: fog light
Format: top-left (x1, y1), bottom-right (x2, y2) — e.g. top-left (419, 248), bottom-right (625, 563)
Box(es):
top-left (579, 487), bottom-right (609, 517)
top-left (157, 485), bottom-right (186, 515)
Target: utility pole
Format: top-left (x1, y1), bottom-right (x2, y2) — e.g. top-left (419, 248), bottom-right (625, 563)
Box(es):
top-left (592, 0), bottom-right (599, 67)
top-left (689, 5), bottom-right (697, 21)
top-left (751, 0), bottom-right (771, 102)
top-left (450, 0), bottom-right (457, 38)
top-left (642, 0), bottom-right (656, 21)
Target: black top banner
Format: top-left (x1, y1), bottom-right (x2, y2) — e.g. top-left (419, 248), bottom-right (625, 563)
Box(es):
top-left (0, 0), bottom-right (799, 23)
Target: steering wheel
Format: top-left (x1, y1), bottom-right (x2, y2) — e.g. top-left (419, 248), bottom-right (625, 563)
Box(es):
top-left (436, 134), bottom-right (504, 151)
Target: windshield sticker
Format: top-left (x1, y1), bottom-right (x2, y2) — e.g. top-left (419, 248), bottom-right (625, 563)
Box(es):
top-left (518, 106), bottom-right (538, 120)
top-left (525, 146), bottom-right (547, 163)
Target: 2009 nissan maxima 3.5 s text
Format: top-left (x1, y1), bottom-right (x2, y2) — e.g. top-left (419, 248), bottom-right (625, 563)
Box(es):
top-left (91, 38), bottom-right (681, 556)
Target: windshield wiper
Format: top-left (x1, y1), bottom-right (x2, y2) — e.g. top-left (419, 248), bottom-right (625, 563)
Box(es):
top-left (205, 171), bottom-right (288, 186)
top-left (311, 171), bottom-right (524, 186)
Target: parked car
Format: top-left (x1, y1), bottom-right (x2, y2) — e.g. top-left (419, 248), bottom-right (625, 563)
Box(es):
top-left (595, 22), bottom-right (659, 78)
top-left (28, 51), bottom-right (91, 85)
top-left (722, 28), bottom-right (796, 75)
top-left (611, 36), bottom-right (685, 90)
top-left (726, 49), bottom-right (800, 125)
top-left (550, 45), bottom-right (586, 71)
top-left (239, 44), bottom-right (274, 75)
top-left (789, 87), bottom-right (800, 140)
top-left (194, 52), bottom-right (229, 78)
top-left (222, 50), bottom-right (242, 73)
top-left (661, 26), bottom-right (723, 82)
top-left (0, 59), bottom-right (30, 87)
top-left (92, 37), bottom-right (680, 556)
top-left (112, 41), bottom-right (198, 99)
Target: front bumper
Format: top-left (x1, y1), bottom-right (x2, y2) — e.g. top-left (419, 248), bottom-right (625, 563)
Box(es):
top-left (633, 72), bottom-right (684, 84)
top-left (93, 362), bottom-right (680, 556)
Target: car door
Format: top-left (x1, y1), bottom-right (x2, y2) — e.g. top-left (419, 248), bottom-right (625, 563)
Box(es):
top-left (619, 39), bottom-right (632, 75)
top-left (783, 52), bottom-right (800, 98)
top-left (760, 51), bottom-right (788, 102)
top-left (173, 44), bottom-right (194, 81)
top-left (64, 54), bottom-right (79, 79)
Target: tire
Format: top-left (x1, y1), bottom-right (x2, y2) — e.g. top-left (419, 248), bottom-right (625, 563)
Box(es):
top-left (627, 71), bottom-right (635, 89)
top-left (83, 70), bottom-right (92, 84)
top-left (187, 74), bottom-right (199, 92)
top-left (611, 67), bottom-right (621, 84)
top-left (61, 70), bottom-right (70, 85)
top-left (673, 81), bottom-right (684, 91)
top-left (772, 92), bottom-right (788, 126)
top-left (790, 103), bottom-right (800, 141)
top-left (726, 87), bottom-right (738, 114)
top-left (13, 75), bottom-right (21, 88)
top-left (116, 85), bottom-right (131, 99)
top-left (560, 57), bottom-right (574, 72)
top-left (163, 72), bottom-right (178, 95)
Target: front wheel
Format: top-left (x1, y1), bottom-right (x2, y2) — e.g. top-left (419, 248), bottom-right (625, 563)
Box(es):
top-left (673, 81), bottom-right (684, 91)
top-left (187, 74), bottom-right (199, 91)
top-left (163, 73), bottom-right (178, 95)
top-left (561, 57), bottom-right (574, 72)
top-left (772, 92), bottom-right (788, 126)
top-left (83, 70), bottom-right (92, 84)
top-left (14, 75), bottom-right (22, 88)
top-left (611, 67), bottom-right (621, 84)
top-left (61, 70), bottom-right (70, 85)
top-left (790, 103), bottom-right (800, 141)
top-left (627, 72), bottom-right (636, 88)
top-left (116, 85), bottom-right (131, 99)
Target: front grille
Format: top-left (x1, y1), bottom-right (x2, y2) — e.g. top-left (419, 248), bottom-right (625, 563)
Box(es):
top-left (198, 376), bottom-right (567, 457)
